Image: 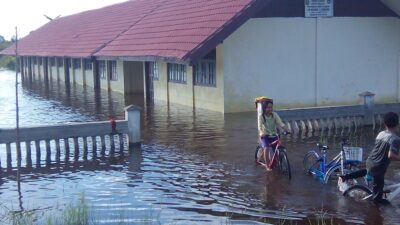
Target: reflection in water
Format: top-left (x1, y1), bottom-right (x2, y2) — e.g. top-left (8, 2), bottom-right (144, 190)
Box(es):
top-left (0, 70), bottom-right (399, 224)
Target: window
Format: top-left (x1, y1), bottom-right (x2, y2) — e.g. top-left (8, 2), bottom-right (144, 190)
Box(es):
top-left (168, 63), bottom-right (186, 83)
top-left (149, 62), bottom-right (159, 80)
top-left (109, 61), bottom-right (118, 81)
top-left (57, 58), bottom-right (64, 67)
top-left (50, 58), bottom-right (56, 67)
top-left (98, 61), bottom-right (106, 79)
top-left (84, 59), bottom-right (92, 70)
top-left (73, 59), bottom-right (81, 69)
top-left (193, 60), bottom-right (216, 86)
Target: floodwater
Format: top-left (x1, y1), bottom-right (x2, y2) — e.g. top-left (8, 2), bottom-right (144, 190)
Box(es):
top-left (0, 70), bottom-right (400, 225)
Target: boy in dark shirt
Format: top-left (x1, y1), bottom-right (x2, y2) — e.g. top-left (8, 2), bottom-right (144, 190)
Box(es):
top-left (340, 112), bottom-right (400, 204)
top-left (366, 112), bottom-right (400, 204)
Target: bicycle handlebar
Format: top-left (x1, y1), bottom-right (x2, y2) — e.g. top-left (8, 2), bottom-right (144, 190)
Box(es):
top-left (317, 143), bottom-right (329, 150)
top-left (341, 138), bottom-right (350, 146)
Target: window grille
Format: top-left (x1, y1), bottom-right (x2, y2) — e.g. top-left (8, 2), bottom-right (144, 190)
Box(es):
top-left (193, 60), bottom-right (216, 87)
top-left (149, 62), bottom-right (159, 80)
top-left (168, 63), bottom-right (186, 83)
top-left (109, 61), bottom-right (118, 81)
top-left (84, 59), bottom-right (92, 70)
top-left (98, 61), bottom-right (106, 79)
top-left (57, 58), bottom-right (64, 67)
top-left (73, 59), bottom-right (81, 69)
top-left (49, 58), bottom-right (56, 67)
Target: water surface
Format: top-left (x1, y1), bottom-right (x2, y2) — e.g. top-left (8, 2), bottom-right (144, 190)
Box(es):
top-left (0, 70), bottom-right (399, 224)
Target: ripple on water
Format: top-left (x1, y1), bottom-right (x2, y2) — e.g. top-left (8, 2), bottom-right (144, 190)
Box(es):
top-left (0, 70), bottom-right (399, 224)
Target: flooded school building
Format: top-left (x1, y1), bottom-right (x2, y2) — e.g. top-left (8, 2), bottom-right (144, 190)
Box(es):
top-left (2, 0), bottom-right (400, 113)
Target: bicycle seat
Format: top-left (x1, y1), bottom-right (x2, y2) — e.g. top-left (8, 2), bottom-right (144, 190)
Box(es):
top-left (317, 143), bottom-right (329, 150)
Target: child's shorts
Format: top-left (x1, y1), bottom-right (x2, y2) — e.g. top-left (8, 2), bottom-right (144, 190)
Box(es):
top-left (260, 135), bottom-right (278, 148)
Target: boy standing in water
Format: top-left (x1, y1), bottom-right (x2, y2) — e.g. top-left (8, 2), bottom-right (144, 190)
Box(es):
top-left (366, 112), bottom-right (400, 204)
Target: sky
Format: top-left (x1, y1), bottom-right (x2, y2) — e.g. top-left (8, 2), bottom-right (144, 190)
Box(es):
top-left (0, 0), bottom-right (129, 40)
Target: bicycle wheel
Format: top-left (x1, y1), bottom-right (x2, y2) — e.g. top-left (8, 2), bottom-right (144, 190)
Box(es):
top-left (343, 184), bottom-right (372, 201)
top-left (278, 147), bottom-right (292, 180)
top-left (255, 145), bottom-right (261, 161)
top-left (323, 164), bottom-right (341, 184)
top-left (255, 145), bottom-right (263, 162)
top-left (303, 151), bottom-right (320, 175)
top-left (255, 145), bottom-right (268, 165)
top-left (268, 147), bottom-right (275, 163)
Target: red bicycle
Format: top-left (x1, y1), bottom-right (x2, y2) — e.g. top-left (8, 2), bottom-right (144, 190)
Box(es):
top-left (255, 133), bottom-right (292, 179)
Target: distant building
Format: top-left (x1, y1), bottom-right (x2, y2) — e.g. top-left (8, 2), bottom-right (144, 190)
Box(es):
top-left (2, 0), bottom-right (400, 113)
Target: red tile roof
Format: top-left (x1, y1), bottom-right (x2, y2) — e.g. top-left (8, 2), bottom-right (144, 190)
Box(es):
top-left (2, 0), bottom-right (266, 63)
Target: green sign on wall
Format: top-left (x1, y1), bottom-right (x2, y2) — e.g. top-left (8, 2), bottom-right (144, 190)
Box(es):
top-left (305, 0), bottom-right (334, 18)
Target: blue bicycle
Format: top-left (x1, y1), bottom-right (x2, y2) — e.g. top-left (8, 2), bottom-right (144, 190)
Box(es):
top-left (303, 139), bottom-right (363, 184)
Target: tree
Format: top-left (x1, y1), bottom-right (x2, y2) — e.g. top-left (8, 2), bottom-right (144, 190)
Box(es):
top-left (0, 37), bottom-right (12, 51)
top-left (11, 35), bottom-right (17, 43)
top-left (0, 36), bottom-right (16, 70)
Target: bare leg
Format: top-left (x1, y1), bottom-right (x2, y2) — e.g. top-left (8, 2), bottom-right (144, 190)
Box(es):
top-left (264, 147), bottom-right (272, 171)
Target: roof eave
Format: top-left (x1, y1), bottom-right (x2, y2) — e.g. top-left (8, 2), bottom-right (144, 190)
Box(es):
top-left (96, 55), bottom-right (185, 64)
top-left (182, 0), bottom-right (271, 65)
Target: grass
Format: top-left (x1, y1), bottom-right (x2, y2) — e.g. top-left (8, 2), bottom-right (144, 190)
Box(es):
top-left (0, 194), bottom-right (93, 225)
top-left (43, 193), bottom-right (90, 225)
top-left (306, 206), bottom-right (338, 225)
top-left (0, 202), bottom-right (35, 225)
top-left (1, 193), bottom-right (91, 225)
top-left (1, 195), bottom-right (345, 225)
top-left (1, 193), bottom-right (164, 225)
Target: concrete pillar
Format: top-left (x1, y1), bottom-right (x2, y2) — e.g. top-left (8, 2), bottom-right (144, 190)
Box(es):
top-left (44, 57), bottom-right (49, 86)
top-left (93, 60), bottom-right (100, 91)
top-left (20, 56), bottom-right (24, 77)
top-left (124, 105), bottom-right (141, 148)
top-left (359, 91), bottom-right (375, 126)
top-left (81, 58), bottom-right (86, 86)
top-left (28, 56), bottom-right (32, 81)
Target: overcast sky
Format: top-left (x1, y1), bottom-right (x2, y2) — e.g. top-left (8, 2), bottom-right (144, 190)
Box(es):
top-left (0, 0), bottom-right (128, 40)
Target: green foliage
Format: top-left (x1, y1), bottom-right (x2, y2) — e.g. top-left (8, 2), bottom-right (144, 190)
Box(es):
top-left (0, 36), bottom-right (16, 70)
top-left (0, 56), bottom-right (16, 70)
top-left (0, 38), bottom-right (12, 51)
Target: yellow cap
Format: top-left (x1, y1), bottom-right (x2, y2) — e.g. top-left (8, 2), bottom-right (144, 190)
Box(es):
top-left (254, 96), bottom-right (273, 103)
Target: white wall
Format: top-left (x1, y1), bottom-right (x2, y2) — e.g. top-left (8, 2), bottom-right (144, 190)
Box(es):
top-left (50, 66), bottom-right (57, 80)
top-left (85, 68), bottom-right (94, 87)
top-left (153, 62), bottom-right (169, 101)
top-left (193, 44), bottom-right (225, 112)
top-left (74, 68), bottom-right (84, 86)
top-left (224, 18), bottom-right (316, 112)
top-left (109, 61), bottom-right (125, 93)
top-left (223, 17), bottom-right (400, 113)
top-left (168, 65), bottom-right (194, 107)
top-left (317, 17), bottom-right (400, 105)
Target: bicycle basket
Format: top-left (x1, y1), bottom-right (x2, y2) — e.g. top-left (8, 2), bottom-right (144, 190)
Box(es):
top-left (343, 146), bottom-right (363, 162)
